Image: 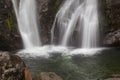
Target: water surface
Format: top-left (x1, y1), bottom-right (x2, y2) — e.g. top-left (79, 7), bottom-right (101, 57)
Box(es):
top-left (22, 48), bottom-right (120, 80)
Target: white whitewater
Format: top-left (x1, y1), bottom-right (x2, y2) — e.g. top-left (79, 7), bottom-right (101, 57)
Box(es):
top-left (51, 0), bottom-right (99, 48)
top-left (12, 0), bottom-right (41, 49)
top-left (11, 0), bottom-right (103, 58)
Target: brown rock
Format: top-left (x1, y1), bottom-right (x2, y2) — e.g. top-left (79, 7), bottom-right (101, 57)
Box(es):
top-left (33, 72), bottom-right (63, 80)
top-left (105, 78), bottom-right (120, 80)
top-left (24, 68), bottom-right (32, 80)
top-left (104, 74), bottom-right (120, 80)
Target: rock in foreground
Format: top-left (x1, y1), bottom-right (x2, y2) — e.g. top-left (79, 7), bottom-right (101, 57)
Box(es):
top-left (0, 52), bottom-right (26, 80)
top-left (33, 72), bottom-right (63, 80)
top-left (104, 74), bottom-right (120, 80)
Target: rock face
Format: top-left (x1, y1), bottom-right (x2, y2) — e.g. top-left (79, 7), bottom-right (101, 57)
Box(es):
top-left (105, 0), bottom-right (120, 30)
top-left (0, 52), bottom-right (26, 80)
top-left (37, 0), bottom-right (62, 44)
top-left (0, 0), bottom-right (22, 51)
top-left (33, 72), bottom-right (63, 80)
top-left (105, 78), bottom-right (120, 80)
top-left (104, 0), bottom-right (120, 46)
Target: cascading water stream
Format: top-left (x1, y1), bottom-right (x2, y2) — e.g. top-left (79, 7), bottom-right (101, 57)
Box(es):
top-left (12, 0), bottom-right (41, 49)
top-left (11, 0), bottom-right (103, 57)
top-left (51, 0), bottom-right (99, 48)
top-left (81, 0), bottom-right (99, 48)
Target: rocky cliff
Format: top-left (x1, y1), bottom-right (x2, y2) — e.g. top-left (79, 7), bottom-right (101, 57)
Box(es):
top-left (104, 0), bottom-right (120, 47)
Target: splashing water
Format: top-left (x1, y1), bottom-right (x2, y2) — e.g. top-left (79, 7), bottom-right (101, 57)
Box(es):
top-left (12, 0), bottom-right (41, 49)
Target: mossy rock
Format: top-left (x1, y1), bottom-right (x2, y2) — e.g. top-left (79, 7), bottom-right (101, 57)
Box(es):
top-left (0, 52), bottom-right (26, 80)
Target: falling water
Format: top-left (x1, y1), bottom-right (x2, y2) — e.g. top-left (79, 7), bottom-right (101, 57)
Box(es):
top-left (12, 0), bottom-right (41, 49)
top-left (52, 0), bottom-right (99, 48)
top-left (81, 0), bottom-right (99, 48)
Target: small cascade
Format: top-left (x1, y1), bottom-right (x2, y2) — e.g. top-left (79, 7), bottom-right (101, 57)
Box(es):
top-left (51, 0), bottom-right (99, 48)
top-left (12, 0), bottom-right (41, 49)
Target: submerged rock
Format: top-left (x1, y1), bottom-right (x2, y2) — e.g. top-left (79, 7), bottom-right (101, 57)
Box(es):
top-left (33, 72), bottom-right (63, 80)
top-left (105, 78), bottom-right (120, 80)
top-left (104, 74), bottom-right (120, 80)
top-left (0, 52), bottom-right (26, 80)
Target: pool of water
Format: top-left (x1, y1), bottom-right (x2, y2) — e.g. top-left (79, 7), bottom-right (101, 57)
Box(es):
top-left (21, 48), bottom-right (120, 80)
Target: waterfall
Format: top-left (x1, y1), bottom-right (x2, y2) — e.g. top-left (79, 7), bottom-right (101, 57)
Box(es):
top-left (12, 0), bottom-right (41, 49)
top-left (11, 0), bottom-right (103, 57)
top-left (51, 0), bottom-right (99, 48)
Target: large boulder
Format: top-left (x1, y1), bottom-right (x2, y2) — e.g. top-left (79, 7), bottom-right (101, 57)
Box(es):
top-left (0, 52), bottom-right (26, 80)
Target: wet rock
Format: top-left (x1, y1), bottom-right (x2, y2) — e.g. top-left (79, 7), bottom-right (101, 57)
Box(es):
top-left (104, 74), bottom-right (120, 80)
top-left (0, 51), bottom-right (26, 80)
top-left (104, 30), bottom-right (120, 47)
top-left (105, 0), bottom-right (120, 30)
top-left (111, 74), bottom-right (120, 78)
top-left (24, 68), bottom-right (32, 80)
top-left (33, 72), bottom-right (63, 80)
top-left (103, 0), bottom-right (120, 47)
top-left (105, 78), bottom-right (120, 80)
top-left (37, 0), bottom-right (62, 44)
top-left (106, 0), bottom-right (120, 6)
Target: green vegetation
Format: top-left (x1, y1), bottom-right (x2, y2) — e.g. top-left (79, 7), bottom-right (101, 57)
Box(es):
top-left (5, 13), bottom-right (13, 30)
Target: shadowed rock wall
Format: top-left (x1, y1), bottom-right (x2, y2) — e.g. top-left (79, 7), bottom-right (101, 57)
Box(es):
top-left (104, 0), bottom-right (120, 47)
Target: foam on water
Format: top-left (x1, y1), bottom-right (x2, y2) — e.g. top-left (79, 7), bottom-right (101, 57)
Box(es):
top-left (17, 45), bottom-right (70, 58)
top-left (70, 48), bottom-right (106, 56)
top-left (17, 45), bottom-right (106, 58)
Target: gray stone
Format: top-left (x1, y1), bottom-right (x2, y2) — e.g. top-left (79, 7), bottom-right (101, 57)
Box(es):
top-left (0, 52), bottom-right (26, 80)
